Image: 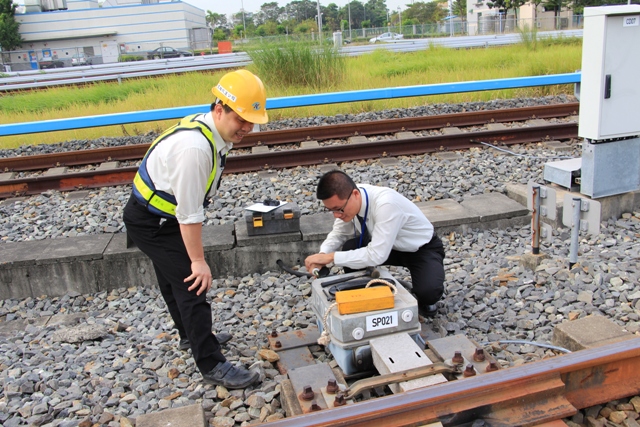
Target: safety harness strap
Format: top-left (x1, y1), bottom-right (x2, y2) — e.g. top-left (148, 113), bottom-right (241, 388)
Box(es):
top-left (132, 114), bottom-right (218, 218)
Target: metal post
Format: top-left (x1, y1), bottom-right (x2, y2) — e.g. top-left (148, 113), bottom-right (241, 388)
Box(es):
top-left (569, 198), bottom-right (581, 269)
top-left (348, 3), bottom-right (352, 41)
top-left (240, 0), bottom-right (246, 40)
top-left (449, 0), bottom-right (453, 36)
top-left (531, 185), bottom-right (541, 255)
top-left (317, 0), bottom-right (322, 40)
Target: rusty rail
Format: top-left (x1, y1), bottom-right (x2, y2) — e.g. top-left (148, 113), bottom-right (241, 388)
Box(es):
top-left (0, 122), bottom-right (578, 198)
top-left (0, 103), bottom-right (578, 173)
top-left (262, 338), bottom-right (640, 427)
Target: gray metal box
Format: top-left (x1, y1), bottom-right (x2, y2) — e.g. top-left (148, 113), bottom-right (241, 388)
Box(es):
top-left (309, 268), bottom-right (422, 374)
top-left (244, 203), bottom-right (301, 236)
top-left (580, 138), bottom-right (640, 198)
top-left (543, 158), bottom-right (582, 191)
top-left (310, 269), bottom-right (420, 347)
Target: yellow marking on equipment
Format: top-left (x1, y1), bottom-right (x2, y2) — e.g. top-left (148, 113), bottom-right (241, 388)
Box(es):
top-left (336, 286), bottom-right (394, 315)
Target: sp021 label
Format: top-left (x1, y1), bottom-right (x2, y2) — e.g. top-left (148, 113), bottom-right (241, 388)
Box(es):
top-left (366, 311), bottom-right (398, 331)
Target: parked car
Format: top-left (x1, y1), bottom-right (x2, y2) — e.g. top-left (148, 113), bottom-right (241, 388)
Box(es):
top-left (71, 53), bottom-right (92, 66)
top-left (369, 32), bottom-right (404, 43)
top-left (39, 59), bottom-right (65, 69)
top-left (147, 47), bottom-right (193, 60)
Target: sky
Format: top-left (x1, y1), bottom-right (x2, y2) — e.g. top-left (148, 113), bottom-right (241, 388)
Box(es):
top-left (186, 1), bottom-right (416, 16)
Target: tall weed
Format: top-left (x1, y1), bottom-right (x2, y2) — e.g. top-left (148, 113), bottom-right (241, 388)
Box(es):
top-left (247, 41), bottom-right (346, 90)
top-left (518, 24), bottom-right (538, 50)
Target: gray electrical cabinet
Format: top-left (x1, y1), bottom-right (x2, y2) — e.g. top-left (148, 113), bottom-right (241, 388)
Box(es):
top-left (577, 5), bottom-right (640, 198)
top-left (579, 5), bottom-right (640, 140)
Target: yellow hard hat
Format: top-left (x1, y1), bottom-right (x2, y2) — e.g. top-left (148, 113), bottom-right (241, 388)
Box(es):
top-left (212, 70), bottom-right (268, 124)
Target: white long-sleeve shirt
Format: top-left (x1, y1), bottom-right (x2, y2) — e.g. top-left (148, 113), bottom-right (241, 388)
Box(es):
top-left (319, 184), bottom-right (435, 269)
top-left (145, 112), bottom-right (231, 224)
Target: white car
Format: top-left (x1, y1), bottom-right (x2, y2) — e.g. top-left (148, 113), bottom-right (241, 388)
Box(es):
top-left (369, 32), bottom-right (404, 43)
top-left (71, 53), bottom-right (92, 66)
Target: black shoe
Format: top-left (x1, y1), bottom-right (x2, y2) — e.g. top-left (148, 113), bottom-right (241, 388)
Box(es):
top-left (179, 332), bottom-right (233, 351)
top-left (418, 304), bottom-right (438, 318)
top-left (202, 361), bottom-right (259, 389)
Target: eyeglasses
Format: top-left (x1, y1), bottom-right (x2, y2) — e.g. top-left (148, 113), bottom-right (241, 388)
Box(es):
top-left (324, 191), bottom-right (353, 214)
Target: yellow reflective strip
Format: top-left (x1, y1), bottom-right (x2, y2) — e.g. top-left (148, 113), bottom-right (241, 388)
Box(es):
top-left (133, 173), bottom-right (154, 199)
top-left (135, 114), bottom-right (218, 217)
top-left (148, 195), bottom-right (176, 216)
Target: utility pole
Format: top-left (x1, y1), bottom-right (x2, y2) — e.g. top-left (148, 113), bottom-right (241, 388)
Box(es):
top-left (348, 3), bottom-right (352, 40)
top-left (317, 0), bottom-right (322, 38)
top-left (240, 0), bottom-right (247, 40)
top-left (448, 0), bottom-right (453, 36)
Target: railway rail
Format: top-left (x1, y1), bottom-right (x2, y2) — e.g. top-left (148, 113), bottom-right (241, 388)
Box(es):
top-left (0, 103), bottom-right (579, 199)
top-left (262, 337), bottom-right (640, 427)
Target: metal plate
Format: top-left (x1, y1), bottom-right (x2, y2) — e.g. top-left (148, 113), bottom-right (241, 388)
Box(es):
top-left (527, 181), bottom-right (557, 220)
top-left (287, 363), bottom-right (337, 413)
top-left (562, 194), bottom-right (601, 236)
top-left (427, 334), bottom-right (498, 376)
top-left (268, 325), bottom-right (321, 351)
top-left (276, 346), bottom-right (316, 375)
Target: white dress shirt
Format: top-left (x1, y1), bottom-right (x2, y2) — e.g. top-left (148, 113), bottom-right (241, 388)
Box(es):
top-left (145, 112), bottom-right (231, 224)
top-left (319, 184), bottom-right (435, 269)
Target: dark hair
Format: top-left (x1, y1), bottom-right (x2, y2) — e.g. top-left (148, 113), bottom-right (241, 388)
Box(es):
top-left (316, 170), bottom-right (357, 200)
top-left (211, 99), bottom-right (233, 114)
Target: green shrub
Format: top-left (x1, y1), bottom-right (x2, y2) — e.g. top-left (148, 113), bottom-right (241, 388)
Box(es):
top-left (119, 55), bottom-right (145, 62)
top-left (247, 40), bottom-right (346, 90)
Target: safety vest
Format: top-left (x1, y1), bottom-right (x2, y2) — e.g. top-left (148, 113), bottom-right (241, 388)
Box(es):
top-left (132, 114), bottom-right (220, 218)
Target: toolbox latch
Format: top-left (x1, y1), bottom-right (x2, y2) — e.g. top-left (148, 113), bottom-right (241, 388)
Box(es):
top-left (283, 209), bottom-right (294, 220)
top-left (252, 212), bottom-right (263, 227)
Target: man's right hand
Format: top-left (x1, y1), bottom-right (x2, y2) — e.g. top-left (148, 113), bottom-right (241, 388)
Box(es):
top-left (185, 259), bottom-right (212, 296)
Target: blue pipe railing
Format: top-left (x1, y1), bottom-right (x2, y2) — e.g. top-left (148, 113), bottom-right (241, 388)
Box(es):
top-left (0, 73), bottom-right (581, 137)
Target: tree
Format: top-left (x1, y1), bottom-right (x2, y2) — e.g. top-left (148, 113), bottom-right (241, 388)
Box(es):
top-left (0, 0), bottom-right (23, 52)
top-left (452, 0), bottom-right (468, 21)
top-left (286, 0), bottom-right (318, 22)
top-left (323, 3), bottom-right (340, 31)
top-left (403, 1), bottom-right (447, 24)
top-left (206, 11), bottom-right (228, 29)
top-left (363, 0), bottom-right (388, 28)
top-left (255, 2), bottom-right (282, 26)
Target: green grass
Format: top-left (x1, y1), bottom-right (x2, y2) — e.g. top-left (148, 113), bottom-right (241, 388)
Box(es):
top-left (0, 39), bottom-right (583, 149)
top-left (247, 41), bottom-right (346, 90)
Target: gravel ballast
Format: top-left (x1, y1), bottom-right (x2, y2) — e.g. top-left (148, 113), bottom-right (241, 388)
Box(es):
top-left (0, 95), bottom-right (639, 427)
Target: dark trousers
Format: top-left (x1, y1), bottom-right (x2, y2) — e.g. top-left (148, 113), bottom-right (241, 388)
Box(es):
top-left (123, 196), bottom-right (224, 374)
top-left (343, 233), bottom-right (445, 306)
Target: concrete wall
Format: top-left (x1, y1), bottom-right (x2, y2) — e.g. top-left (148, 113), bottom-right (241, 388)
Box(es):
top-left (0, 192), bottom-right (538, 300)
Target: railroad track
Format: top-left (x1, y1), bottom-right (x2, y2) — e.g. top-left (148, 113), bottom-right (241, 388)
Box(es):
top-left (262, 337), bottom-right (640, 427)
top-left (0, 103), bottom-right (579, 199)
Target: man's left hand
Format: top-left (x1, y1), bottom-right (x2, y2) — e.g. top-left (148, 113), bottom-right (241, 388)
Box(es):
top-left (305, 252), bottom-right (334, 274)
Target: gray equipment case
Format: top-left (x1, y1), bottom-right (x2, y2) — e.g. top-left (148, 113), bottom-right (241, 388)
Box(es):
top-left (244, 202), bottom-right (301, 236)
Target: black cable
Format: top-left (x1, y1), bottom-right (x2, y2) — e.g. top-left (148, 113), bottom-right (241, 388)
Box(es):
top-left (276, 259), bottom-right (313, 278)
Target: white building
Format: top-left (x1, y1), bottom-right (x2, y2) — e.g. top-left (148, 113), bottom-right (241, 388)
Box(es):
top-left (466, 0), bottom-right (575, 35)
top-left (10, 0), bottom-right (207, 70)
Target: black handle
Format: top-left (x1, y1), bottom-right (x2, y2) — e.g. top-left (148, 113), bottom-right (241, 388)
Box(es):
top-left (604, 74), bottom-right (611, 99)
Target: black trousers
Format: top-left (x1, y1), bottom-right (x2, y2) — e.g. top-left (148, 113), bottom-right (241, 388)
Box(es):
top-left (123, 195), bottom-right (224, 374)
top-left (343, 233), bottom-right (445, 306)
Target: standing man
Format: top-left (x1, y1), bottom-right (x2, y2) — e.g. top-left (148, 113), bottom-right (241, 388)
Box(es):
top-left (123, 70), bottom-right (267, 389)
top-left (305, 170), bottom-right (445, 317)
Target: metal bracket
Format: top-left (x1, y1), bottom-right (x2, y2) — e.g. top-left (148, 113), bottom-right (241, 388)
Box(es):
top-left (562, 194), bottom-right (601, 235)
top-left (527, 181), bottom-right (557, 220)
top-left (541, 223), bottom-right (554, 244)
